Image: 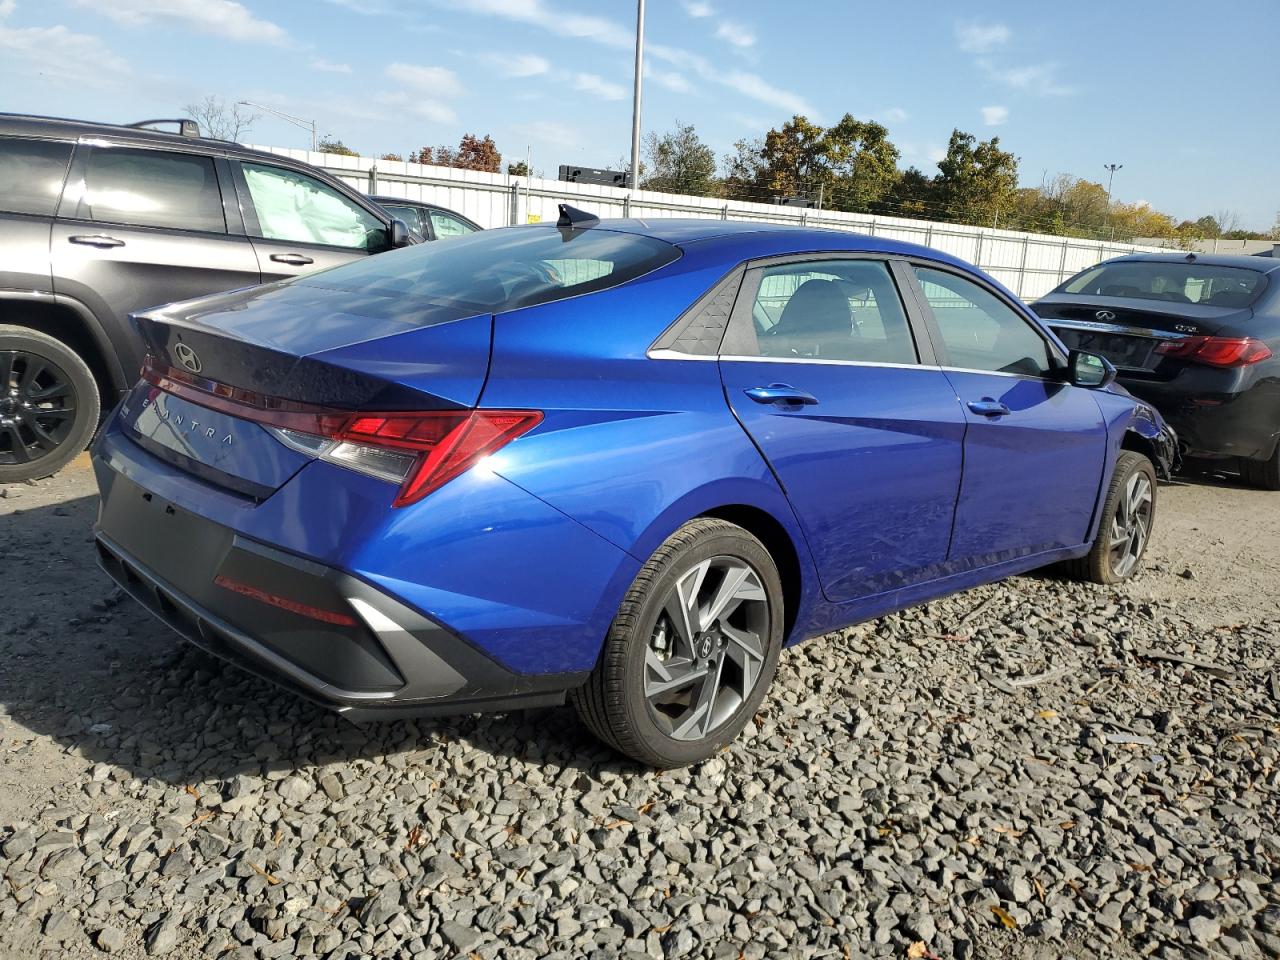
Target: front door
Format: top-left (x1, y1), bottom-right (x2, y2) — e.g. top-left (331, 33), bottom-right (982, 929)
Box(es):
top-left (909, 265), bottom-right (1108, 567)
top-left (719, 257), bottom-right (967, 602)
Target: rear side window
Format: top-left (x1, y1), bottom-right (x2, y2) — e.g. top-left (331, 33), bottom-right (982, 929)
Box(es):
top-left (1061, 262), bottom-right (1265, 308)
top-left (296, 225), bottom-right (680, 323)
top-left (750, 259), bottom-right (917, 364)
top-left (241, 162), bottom-right (386, 250)
top-left (72, 148), bottom-right (225, 232)
top-left (0, 138), bottom-right (73, 216)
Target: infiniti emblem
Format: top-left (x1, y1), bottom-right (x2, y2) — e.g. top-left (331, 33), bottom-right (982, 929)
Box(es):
top-left (174, 342), bottom-right (202, 373)
top-left (1095, 310), bottom-right (1117, 322)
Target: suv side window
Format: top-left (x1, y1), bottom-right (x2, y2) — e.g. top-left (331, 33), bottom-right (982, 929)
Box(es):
top-left (73, 148), bottom-right (225, 233)
top-left (749, 259), bottom-right (918, 364)
top-left (914, 266), bottom-right (1052, 377)
top-left (241, 162), bottom-right (386, 250)
top-left (0, 138), bottom-right (73, 216)
top-left (429, 209), bottom-right (476, 239)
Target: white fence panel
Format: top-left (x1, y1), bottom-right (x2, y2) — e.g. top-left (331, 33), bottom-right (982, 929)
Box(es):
top-left (254, 146), bottom-right (1167, 301)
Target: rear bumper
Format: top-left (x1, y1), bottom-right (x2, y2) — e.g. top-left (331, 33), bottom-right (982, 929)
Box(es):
top-left (1120, 374), bottom-right (1280, 462)
top-left (93, 468), bottom-right (586, 719)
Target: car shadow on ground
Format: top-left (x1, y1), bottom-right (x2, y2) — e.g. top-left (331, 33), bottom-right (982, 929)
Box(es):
top-left (0, 494), bottom-right (639, 791)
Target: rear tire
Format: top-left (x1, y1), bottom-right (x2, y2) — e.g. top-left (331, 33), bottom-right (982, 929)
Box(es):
top-left (1064, 451), bottom-right (1157, 584)
top-left (0, 325), bottom-right (100, 483)
top-left (1240, 444), bottom-right (1280, 491)
top-left (571, 518), bottom-right (784, 767)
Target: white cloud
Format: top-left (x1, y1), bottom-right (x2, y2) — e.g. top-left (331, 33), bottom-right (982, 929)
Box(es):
top-left (311, 57), bottom-right (352, 73)
top-left (881, 107), bottom-right (908, 122)
top-left (977, 59), bottom-right (1074, 96)
top-left (495, 53), bottom-right (550, 78)
top-left (716, 20), bottom-right (755, 48)
top-left (374, 90), bottom-right (456, 124)
top-left (647, 67), bottom-right (690, 94)
top-left (955, 21), bottom-right (1010, 54)
top-left (721, 70), bottom-right (814, 116)
top-left (385, 62), bottom-right (462, 97)
top-left (0, 19), bottom-right (131, 83)
top-left (0, 1), bottom-right (14, 18)
top-left (981, 105), bottom-right (1008, 126)
top-left (574, 72), bottom-right (627, 101)
top-left (683, 1), bottom-right (713, 17)
top-left (74, 0), bottom-right (290, 45)
top-left (466, 0), bottom-right (632, 47)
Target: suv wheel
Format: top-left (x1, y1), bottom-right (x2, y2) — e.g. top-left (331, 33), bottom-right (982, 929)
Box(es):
top-left (0, 325), bottom-right (100, 483)
top-left (1240, 444), bottom-right (1280, 491)
top-left (572, 518), bottom-right (784, 767)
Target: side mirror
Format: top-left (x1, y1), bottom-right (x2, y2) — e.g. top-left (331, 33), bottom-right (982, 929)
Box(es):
top-left (1068, 350), bottom-right (1117, 389)
top-left (389, 218), bottom-right (412, 248)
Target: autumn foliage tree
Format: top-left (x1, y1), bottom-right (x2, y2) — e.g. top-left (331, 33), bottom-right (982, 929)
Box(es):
top-left (410, 134), bottom-right (501, 172)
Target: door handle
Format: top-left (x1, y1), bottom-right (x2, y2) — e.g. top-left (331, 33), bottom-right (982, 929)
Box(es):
top-left (270, 253), bottom-right (315, 266)
top-left (967, 399), bottom-right (1011, 417)
top-left (68, 234), bottom-right (125, 248)
top-left (744, 383), bottom-right (819, 406)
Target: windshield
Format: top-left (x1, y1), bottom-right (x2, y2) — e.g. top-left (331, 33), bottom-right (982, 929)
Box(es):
top-left (295, 226), bottom-right (680, 324)
top-left (1059, 262), bottom-right (1265, 309)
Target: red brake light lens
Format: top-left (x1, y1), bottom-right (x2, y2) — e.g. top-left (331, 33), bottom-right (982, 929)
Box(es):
top-left (1155, 336), bottom-right (1273, 368)
top-left (140, 360), bottom-right (541, 506)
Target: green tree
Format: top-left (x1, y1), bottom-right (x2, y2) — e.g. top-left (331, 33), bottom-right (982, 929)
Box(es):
top-left (720, 137), bottom-right (767, 202)
top-left (885, 166), bottom-right (937, 218)
top-left (507, 160), bottom-right (530, 176)
top-left (317, 136), bottom-right (357, 156)
top-left (823, 114), bottom-right (900, 213)
top-left (641, 122), bottom-right (718, 196)
top-left (759, 115), bottom-right (828, 199)
top-left (935, 129), bottom-right (1019, 227)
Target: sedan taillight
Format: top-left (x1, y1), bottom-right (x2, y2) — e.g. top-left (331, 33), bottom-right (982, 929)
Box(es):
top-left (141, 360), bottom-right (541, 506)
top-left (1155, 336), bottom-right (1273, 368)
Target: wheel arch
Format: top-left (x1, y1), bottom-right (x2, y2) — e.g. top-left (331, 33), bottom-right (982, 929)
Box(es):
top-left (0, 293), bottom-right (126, 408)
top-left (697, 503), bottom-right (804, 644)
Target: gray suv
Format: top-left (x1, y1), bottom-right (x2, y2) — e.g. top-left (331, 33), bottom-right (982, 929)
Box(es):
top-left (0, 114), bottom-right (413, 482)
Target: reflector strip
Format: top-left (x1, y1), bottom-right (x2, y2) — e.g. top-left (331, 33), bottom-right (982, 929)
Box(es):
top-left (213, 574), bottom-right (357, 626)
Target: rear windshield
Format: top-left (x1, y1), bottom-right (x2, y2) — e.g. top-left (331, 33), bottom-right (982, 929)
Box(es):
top-left (296, 225), bottom-right (680, 320)
top-left (1059, 262), bottom-right (1265, 309)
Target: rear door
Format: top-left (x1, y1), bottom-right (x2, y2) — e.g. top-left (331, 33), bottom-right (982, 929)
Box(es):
top-left (0, 136), bottom-right (74, 293)
top-left (232, 159), bottom-right (391, 281)
top-left (908, 264), bottom-right (1107, 566)
top-left (719, 256), bottom-right (966, 602)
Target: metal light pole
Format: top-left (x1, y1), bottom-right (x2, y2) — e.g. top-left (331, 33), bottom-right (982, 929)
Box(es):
top-left (629, 0), bottom-right (645, 190)
top-left (238, 100), bottom-right (317, 152)
top-left (1103, 163), bottom-right (1123, 238)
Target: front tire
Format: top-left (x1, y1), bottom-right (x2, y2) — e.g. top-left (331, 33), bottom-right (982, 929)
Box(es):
top-left (1065, 450), bottom-right (1157, 584)
top-left (0, 325), bottom-right (100, 483)
top-left (572, 518), bottom-right (784, 767)
top-left (1240, 444), bottom-right (1280, 491)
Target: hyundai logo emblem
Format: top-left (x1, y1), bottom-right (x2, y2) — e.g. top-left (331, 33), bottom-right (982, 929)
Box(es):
top-left (174, 342), bottom-right (202, 373)
top-left (1095, 310), bottom-right (1117, 322)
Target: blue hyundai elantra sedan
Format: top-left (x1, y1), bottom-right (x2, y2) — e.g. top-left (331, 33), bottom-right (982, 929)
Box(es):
top-left (91, 208), bottom-right (1175, 766)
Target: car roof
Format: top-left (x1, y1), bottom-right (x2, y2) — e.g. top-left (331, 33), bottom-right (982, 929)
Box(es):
top-left (534, 218), bottom-right (974, 271)
top-left (0, 112), bottom-right (296, 164)
top-left (1099, 251), bottom-right (1280, 274)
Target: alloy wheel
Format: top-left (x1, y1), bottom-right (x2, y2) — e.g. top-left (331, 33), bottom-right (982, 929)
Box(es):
top-left (1109, 470), bottom-right (1153, 578)
top-left (0, 350), bottom-right (78, 467)
top-left (643, 556), bottom-right (770, 741)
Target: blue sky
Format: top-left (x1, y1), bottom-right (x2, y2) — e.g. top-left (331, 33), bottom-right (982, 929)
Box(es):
top-left (2, 0), bottom-right (1275, 230)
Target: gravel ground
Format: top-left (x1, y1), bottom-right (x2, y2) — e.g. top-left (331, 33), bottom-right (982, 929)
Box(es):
top-left (0, 455), bottom-right (1277, 960)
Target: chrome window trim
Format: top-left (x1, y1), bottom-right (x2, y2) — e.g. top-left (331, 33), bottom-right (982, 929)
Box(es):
top-left (649, 348), bottom-right (1062, 382)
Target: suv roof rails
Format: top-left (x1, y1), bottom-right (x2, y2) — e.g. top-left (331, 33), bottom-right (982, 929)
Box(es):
top-left (128, 119), bottom-right (202, 138)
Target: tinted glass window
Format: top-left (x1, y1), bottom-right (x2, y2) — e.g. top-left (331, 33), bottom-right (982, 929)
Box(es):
top-left (751, 260), bottom-right (916, 364)
top-left (1061, 261), bottom-right (1265, 308)
top-left (378, 202), bottom-right (428, 237)
top-left (915, 266), bottom-right (1052, 377)
top-left (242, 163), bottom-right (386, 250)
top-left (430, 209), bottom-right (477, 238)
top-left (75, 148), bottom-right (225, 232)
top-left (0, 138), bottom-right (72, 216)
top-left (295, 225), bottom-right (679, 324)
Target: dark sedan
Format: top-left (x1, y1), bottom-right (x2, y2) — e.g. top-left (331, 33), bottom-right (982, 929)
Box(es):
top-left (1036, 253), bottom-right (1280, 489)
top-left (368, 196), bottom-right (480, 242)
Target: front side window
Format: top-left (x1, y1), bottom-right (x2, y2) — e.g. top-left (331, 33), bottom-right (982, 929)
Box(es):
top-left (750, 259), bottom-right (917, 364)
top-left (242, 162), bottom-right (386, 250)
top-left (0, 138), bottom-right (73, 217)
top-left (915, 266), bottom-right (1052, 377)
top-left (378, 202), bottom-right (428, 238)
top-left (73, 148), bottom-right (225, 232)
top-left (430, 209), bottom-right (477, 238)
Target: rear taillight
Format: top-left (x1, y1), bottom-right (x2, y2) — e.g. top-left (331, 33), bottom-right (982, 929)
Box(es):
top-left (1155, 336), bottom-right (1273, 368)
top-left (141, 360), bottom-right (541, 506)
